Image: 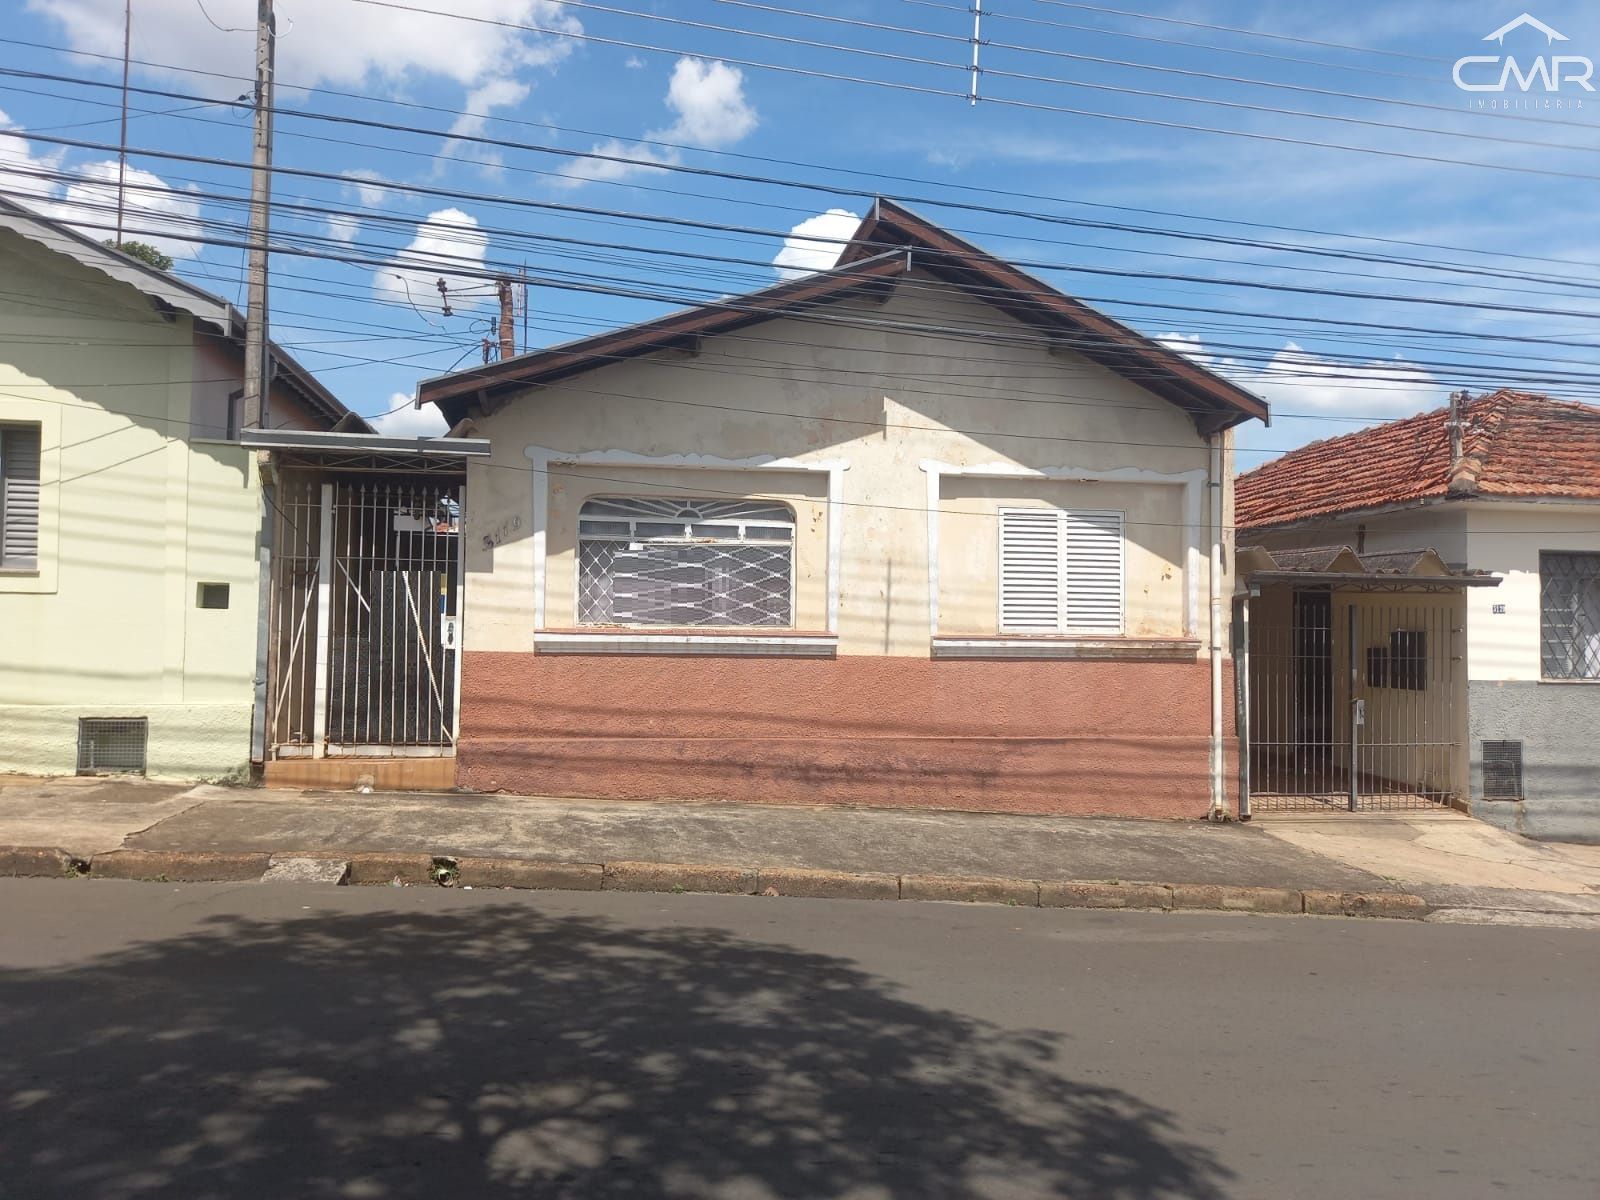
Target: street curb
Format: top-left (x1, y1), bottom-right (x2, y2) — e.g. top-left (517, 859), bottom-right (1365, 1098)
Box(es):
top-left (756, 866), bottom-right (900, 901)
top-left (604, 860), bottom-right (758, 895)
top-left (0, 846), bottom-right (86, 877)
top-left (1172, 884), bottom-right (1303, 915)
top-left (0, 844), bottom-right (1434, 920)
top-left (90, 848), bottom-right (272, 882)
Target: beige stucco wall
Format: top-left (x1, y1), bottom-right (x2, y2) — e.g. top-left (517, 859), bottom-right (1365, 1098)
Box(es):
top-left (463, 270), bottom-right (1231, 657)
top-left (0, 229), bottom-right (261, 779)
top-left (1464, 502), bottom-right (1600, 682)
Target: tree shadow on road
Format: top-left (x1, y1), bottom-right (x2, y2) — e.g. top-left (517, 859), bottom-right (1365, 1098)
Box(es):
top-left (0, 902), bottom-right (1233, 1199)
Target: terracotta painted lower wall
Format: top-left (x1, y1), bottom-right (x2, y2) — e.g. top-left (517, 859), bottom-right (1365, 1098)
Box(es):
top-left (457, 653), bottom-right (1236, 818)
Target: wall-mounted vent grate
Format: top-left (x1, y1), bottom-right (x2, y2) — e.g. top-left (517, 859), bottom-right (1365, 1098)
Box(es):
top-left (77, 718), bottom-right (149, 775)
top-left (1481, 740), bottom-right (1523, 801)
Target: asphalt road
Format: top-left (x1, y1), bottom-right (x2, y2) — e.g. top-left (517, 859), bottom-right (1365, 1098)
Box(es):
top-left (0, 879), bottom-right (1594, 1200)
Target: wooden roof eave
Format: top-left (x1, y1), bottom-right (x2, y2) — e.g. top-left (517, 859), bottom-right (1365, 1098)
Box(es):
top-left (422, 250), bottom-right (912, 421)
top-left (845, 199), bottom-right (1269, 435)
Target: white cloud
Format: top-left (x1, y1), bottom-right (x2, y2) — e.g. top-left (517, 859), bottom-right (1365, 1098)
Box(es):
top-left (559, 56), bottom-right (757, 187)
top-left (0, 109), bottom-right (62, 202)
top-left (1249, 341), bottom-right (1439, 415)
top-left (341, 169), bottom-right (389, 209)
top-left (324, 213), bottom-right (360, 243)
top-left (441, 77), bottom-right (532, 173)
top-left (773, 208), bottom-right (860, 280)
top-left (1159, 331), bottom-right (1439, 416)
top-left (625, 55), bottom-right (645, 69)
top-left (660, 58), bottom-right (756, 147)
top-left (373, 208), bottom-right (490, 316)
top-left (51, 161), bottom-right (204, 259)
top-left (1, 116), bottom-right (203, 258)
top-left (370, 392), bottom-right (449, 437)
top-left (29, 0), bottom-right (582, 89)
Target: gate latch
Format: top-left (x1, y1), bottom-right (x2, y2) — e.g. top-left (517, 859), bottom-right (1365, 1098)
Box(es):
top-left (1352, 698), bottom-right (1366, 727)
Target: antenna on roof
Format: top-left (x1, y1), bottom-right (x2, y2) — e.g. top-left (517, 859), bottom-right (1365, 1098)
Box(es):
top-left (969, 1), bottom-right (983, 106)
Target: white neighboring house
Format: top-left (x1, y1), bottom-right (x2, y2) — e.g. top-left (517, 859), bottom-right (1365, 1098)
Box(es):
top-left (1237, 390), bottom-right (1600, 843)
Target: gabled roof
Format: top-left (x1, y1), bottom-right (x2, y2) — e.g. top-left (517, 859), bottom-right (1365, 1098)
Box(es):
top-left (1236, 390), bottom-right (1600, 530)
top-left (417, 198), bottom-right (1268, 433)
top-left (0, 195), bottom-right (368, 433)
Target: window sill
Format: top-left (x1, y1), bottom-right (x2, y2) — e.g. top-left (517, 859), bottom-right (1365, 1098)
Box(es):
top-left (1538, 677), bottom-right (1600, 685)
top-left (535, 629), bottom-right (838, 657)
top-left (931, 636), bottom-right (1203, 662)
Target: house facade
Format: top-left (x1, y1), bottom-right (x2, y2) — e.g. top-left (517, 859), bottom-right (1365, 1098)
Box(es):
top-left (0, 199), bottom-right (364, 780)
top-left (1237, 391), bottom-right (1600, 842)
top-left (418, 201), bottom-right (1267, 817)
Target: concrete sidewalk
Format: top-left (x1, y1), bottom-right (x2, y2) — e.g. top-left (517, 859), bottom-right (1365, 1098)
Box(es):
top-left (2, 775), bottom-right (1597, 924)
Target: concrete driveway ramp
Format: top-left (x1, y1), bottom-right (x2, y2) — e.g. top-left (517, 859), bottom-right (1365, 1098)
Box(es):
top-left (262, 856), bottom-right (350, 885)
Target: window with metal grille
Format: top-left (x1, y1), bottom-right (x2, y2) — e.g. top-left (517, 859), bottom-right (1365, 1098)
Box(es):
top-left (577, 497), bottom-right (795, 627)
top-left (76, 718), bottom-right (149, 775)
top-left (998, 507), bottom-right (1124, 634)
top-left (1481, 740), bottom-right (1524, 800)
top-left (1540, 551), bottom-right (1600, 680)
top-left (1, 422), bottom-right (42, 569)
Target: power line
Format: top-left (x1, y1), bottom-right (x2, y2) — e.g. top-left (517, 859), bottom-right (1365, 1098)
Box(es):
top-left (9, 33), bottom-right (1598, 277)
top-left (331, 0), bottom-right (1600, 182)
top-left (13, 122), bottom-right (1600, 331)
top-left (16, 174), bottom-right (1600, 403)
top-left (1025, 0), bottom-right (1447, 64)
top-left (14, 72), bottom-right (1600, 310)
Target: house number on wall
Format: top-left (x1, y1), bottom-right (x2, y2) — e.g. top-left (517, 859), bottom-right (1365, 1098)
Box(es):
top-left (1492, 603), bottom-right (1506, 614)
top-left (481, 514), bottom-right (522, 550)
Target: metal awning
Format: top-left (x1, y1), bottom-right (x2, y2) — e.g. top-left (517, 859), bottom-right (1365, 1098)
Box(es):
top-left (1238, 545), bottom-right (1500, 592)
top-left (241, 428), bottom-right (490, 474)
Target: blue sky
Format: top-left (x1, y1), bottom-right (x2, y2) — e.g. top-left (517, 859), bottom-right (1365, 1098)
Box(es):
top-left (3, 0), bottom-right (1598, 463)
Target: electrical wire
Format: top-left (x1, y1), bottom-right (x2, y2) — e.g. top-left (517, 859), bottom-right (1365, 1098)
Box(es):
top-left (8, 33), bottom-right (1599, 279)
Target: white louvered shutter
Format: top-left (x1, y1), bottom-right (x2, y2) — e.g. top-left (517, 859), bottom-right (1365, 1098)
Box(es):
top-left (999, 508), bottom-right (1062, 631)
top-left (1064, 510), bottom-right (1124, 633)
top-left (1, 425), bottom-right (41, 568)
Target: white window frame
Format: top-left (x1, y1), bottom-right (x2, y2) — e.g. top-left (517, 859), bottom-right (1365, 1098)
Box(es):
top-left (1, 421), bottom-right (42, 572)
top-left (524, 448), bottom-right (848, 645)
top-left (575, 496), bottom-right (798, 629)
top-left (1540, 549), bottom-right (1600, 682)
top-left (997, 506), bottom-right (1126, 636)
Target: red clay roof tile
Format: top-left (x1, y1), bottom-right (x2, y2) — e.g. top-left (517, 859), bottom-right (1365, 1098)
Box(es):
top-left (1236, 390), bottom-right (1600, 529)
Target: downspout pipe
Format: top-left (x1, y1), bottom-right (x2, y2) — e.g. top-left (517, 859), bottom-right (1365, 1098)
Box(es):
top-left (1207, 433), bottom-right (1227, 819)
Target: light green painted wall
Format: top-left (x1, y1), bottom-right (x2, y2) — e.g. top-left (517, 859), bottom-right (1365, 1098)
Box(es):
top-left (0, 229), bottom-right (261, 779)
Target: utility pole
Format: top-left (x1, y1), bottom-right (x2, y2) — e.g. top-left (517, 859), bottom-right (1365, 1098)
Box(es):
top-left (246, 0), bottom-right (277, 772)
top-left (114, 0), bottom-right (131, 245)
top-left (496, 277), bottom-right (516, 361)
top-left (242, 0), bottom-right (276, 429)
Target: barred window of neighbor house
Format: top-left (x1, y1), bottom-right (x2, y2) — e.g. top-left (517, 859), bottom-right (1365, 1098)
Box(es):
top-left (998, 507), bottom-right (1125, 635)
top-left (1541, 551), bottom-right (1600, 680)
top-left (1, 423), bottom-right (42, 570)
top-left (577, 497), bottom-right (796, 627)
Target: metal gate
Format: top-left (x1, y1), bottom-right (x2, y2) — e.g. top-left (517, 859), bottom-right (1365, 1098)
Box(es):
top-left (1245, 589), bottom-right (1459, 812)
top-left (268, 474), bottom-right (462, 758)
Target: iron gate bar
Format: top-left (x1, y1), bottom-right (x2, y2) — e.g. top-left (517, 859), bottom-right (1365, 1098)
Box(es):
top-left (1243, 586), bottom-right (1464, 813)
top-left (268, 473), bottom-right (462, 760)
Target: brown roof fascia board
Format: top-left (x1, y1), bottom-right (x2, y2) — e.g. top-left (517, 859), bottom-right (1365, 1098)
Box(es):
top-left (843, 199), bottom-right (1268, 430)
top-left (419, 250), bottom-right (910, 414)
